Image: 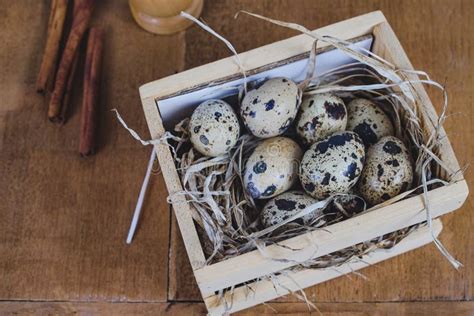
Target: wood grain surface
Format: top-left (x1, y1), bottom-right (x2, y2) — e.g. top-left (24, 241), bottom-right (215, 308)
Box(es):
top-left (1, 301), bottom-right (474, 315)
top-left (0, 0), bottom-right (472, 314)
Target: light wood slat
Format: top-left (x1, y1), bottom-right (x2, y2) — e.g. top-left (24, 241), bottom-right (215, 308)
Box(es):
top-left (139, 11), bottom-right (386, 100)
top-left (195, 181), bottom-right (467, 295)
top-left (204, 220), bottom-right (443, 315)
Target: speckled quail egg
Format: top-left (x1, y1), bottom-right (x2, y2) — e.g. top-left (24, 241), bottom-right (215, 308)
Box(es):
top-left (260, 191), bottom-right (321, 228)
top-left (323, 194), bottom-right (366, 222)
top-left (300, 131), bottom-right (365, 199)
top-left (296, 93), bottom-right (347, 144)
top-left (241, 77), bottom-right (299, 138)
top-left (244, 137), bottom-right (302, 199)
top-left (346, 98), bottom-right (394, 147)
top-left (189, 99), bottom-right (240, 157)
top-left (357, 136), bottom-right (413, 205)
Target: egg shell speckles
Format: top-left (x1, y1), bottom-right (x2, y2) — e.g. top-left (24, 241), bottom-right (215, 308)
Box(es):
top-left (300, 131), bottom-right (365, 199)
top-left (296, 93), bottom-right (347, 145)
top-left (189, 99), bottom-right (240, 157)
top-left (241, 77), bottom-right (299, 138)
top-left (260, 191), bottom-right (321, 228)
top-left (244, 137), bottom-right (302, 199)
top-left (357, 136), bottom-right (413, 205)
top-left (346, 98), bottom-right (394, 147)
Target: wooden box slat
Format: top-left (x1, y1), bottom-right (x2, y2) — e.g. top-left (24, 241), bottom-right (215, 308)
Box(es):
top-left (194, 180), bottom-right (467, 295)
top-left (204, 219), bottom-right (443, 315)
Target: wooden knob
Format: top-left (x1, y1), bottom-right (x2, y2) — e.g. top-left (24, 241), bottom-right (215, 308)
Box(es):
top-left (129, 0), bottom-right (204, 35)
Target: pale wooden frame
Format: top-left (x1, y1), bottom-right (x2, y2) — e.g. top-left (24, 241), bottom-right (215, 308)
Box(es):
top-left (139, 11), bottom-right (469, 315)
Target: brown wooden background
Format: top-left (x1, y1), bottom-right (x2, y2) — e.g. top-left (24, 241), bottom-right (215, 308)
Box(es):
top-left (1, 0), bottom-right (473, 315)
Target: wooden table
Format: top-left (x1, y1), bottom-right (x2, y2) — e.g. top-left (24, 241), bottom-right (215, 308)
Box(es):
top-left (1, 0), bottom-right (473, 314)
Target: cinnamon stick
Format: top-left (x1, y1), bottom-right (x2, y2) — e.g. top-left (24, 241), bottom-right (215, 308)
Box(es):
top-left (79, 27), bottom-right (104, 157)
top-left (36, 0), bottom-right (68, 93)
top-left (48, 0), bottom-right (94, 123)
top-left (60, 51), bottom-right (79, 122)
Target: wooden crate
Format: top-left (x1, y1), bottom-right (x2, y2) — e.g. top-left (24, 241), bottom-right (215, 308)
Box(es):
top-left (139, 11), bottom-right (469, 315)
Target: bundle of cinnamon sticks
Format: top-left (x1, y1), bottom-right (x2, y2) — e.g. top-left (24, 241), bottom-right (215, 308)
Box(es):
top-left (37, 0), bottom-right (103, 157)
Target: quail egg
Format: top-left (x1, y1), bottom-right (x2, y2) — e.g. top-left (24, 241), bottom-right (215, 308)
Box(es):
top-left (260, 191), bottom-right (321, 228)
top-left (244, 137), bottom-right (302, 199)
top-left (323, 194), bottom-right (366, 222)
top-left (189, 99), bottom-right (240, 157)
top-left (357, 136), bottom-right (413, 205)
top-left (300, 131), bottom-right (365, 199)
top-left (346, 98), bottom-right (394, 147)
top-left (296, 93), bottom-right (347, 144)
top-left (241, 77), bottom-right (299, 138)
